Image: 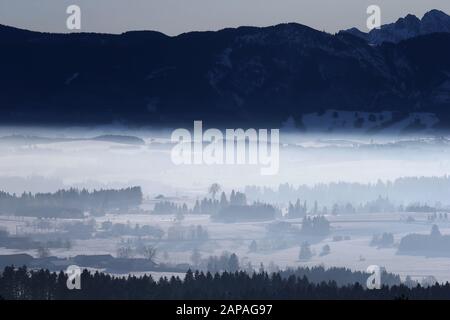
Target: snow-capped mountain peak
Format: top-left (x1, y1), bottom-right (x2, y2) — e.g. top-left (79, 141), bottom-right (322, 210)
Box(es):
top-left (342, 9), bottom-right (450, 45)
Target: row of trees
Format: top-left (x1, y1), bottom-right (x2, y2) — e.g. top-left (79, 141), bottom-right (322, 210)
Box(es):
top-left (99, 222), bottom-right (164, 239)
top-left (166, 224), bottom-right (209, 242)
top-left (213, 203), bottom-right (278, 222)
top-left (152, 201), bottom-right (189, 215)
top-left (371, 233), bottom-right (394, 248)
top-left (1, 266), bottom-right (449, 300)
top-left (0, 227), bottom-right (71, 252)
top-left (292, 197), bottom-right (396, 216)
top-left (0, 187), bottom-right (143, 218)
top-left (152, 188), bottom-right (278, 222)
top-left (265, 216), bottom-right (331, 237)
top-left (245, 176), bottom-right (450, 207)
top-left (152, 190), bottom-right (247, 215)
top-left (191, 189), bottom-right (248, 215)
top-left (286, 197), bottom-right (448, 216)
top-left (154, 185), bottom-right (446, 219)
top-left (301, 216), bottom-right (330, 236)
top-left (287, 199), bottom-right (307, 218)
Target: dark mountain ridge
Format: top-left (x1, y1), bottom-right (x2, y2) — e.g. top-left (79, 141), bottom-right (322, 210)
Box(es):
top-left (343, 9), bottom-right (450, 45)
top-left (1, 11), bottom-right (450, 130)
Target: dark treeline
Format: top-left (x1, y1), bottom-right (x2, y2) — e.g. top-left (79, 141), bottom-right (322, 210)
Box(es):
top-left (153, 190), bottom-right (279, 222)
top-left (0, 227), bottom-right (71, 251)
top-left (153, 201), bottom-right (190, 215)
top-left (0, 187), bottom-right (143, 218)
top-left (245, 176), bottom-right (450, 207)
top-left (152, 190), bottom-right (428, 220)
top-left (153, 190), bottom-right (247, 215)
top-left (287, 199), bottom-right (307, 218)
top-left (278, 266), bottom-right (401, 287)
top-left (1, 266), bottom-right (450, 300)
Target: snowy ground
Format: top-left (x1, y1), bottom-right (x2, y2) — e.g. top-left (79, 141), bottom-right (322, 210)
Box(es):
top-left (2, 212), bottom-right (450, 283)
top-left (1, 132), bottom-right (450, 283)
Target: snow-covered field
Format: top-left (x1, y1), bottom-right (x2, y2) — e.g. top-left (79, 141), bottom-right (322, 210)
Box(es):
top-left (1, 131), bottom-right (450, 283)
top-left (2, 212), bottom-right (450, 283)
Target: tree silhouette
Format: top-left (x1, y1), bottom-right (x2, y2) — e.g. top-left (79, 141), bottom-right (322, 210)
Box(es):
top-left (142, 246), bottom-right (157, 263)
top-left (1, 265), bottom-right (447, 300)
top-left (116, 246), bottom-right (134, 259)
top-left (299, 242), bottom-right (313, 261)
top-left (208, 183), bottom-right (221, 200)
top-left (320, 244), bottom-right (331, 256)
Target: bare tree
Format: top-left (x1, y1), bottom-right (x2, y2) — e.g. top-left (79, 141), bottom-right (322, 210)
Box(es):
top-left (142, 245), bottom-right (157, 262)
top-left (116, 246), bottom-right (134, 259)
top-left (208, 183), bottom-right (221, 200)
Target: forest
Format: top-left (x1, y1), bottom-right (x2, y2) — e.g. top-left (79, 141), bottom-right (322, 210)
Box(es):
top-left (0, 266), bottom-right (449, 300)
top-left (0, 187), bottom-right (143, 218)
top-left (398, 225), bottom-right (450, 255)
top-left (153, 190), bottom-right (280, 222)
top-left (245, 176), bottom-right (450, 207)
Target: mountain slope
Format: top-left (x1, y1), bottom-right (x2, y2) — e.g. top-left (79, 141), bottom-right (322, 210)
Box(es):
top-left (1, 15), bottom-right (450, 131)
top-left (343, 9), bottom-right (450, 45)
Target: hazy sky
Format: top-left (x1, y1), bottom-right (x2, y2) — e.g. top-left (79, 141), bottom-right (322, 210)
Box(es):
top-left (1, 0), bottom-right (450, 36)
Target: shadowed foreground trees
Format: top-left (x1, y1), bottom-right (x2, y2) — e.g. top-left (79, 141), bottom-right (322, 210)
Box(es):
top-left (1, 266), bottom-right (450, 300)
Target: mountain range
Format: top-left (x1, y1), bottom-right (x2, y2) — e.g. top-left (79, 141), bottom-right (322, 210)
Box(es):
top-left (343, 9), bottom-right (450, 45)
top-left (1, 10), bottom-right (450, 132)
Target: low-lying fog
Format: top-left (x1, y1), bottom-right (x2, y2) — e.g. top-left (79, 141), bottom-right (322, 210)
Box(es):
top-left (2, 125), bottom-right (450, 285)
top-left (0, 126), bottom-right (449, 197)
